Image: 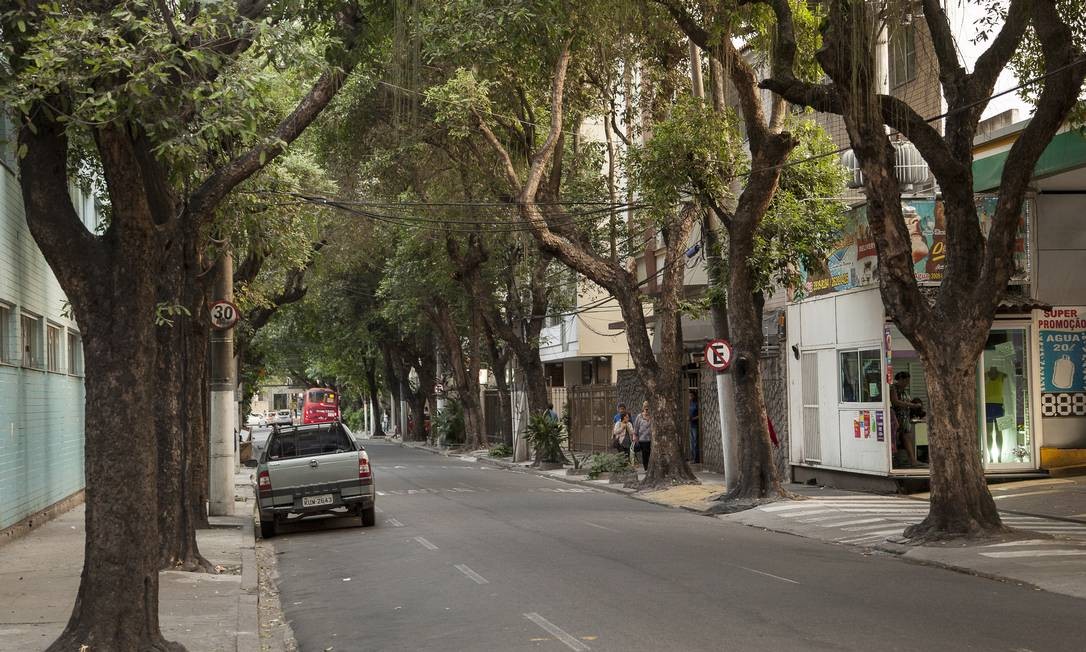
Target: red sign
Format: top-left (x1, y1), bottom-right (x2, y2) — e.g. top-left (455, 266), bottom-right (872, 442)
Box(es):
top-left (704, 339), bottom-right (733, 372)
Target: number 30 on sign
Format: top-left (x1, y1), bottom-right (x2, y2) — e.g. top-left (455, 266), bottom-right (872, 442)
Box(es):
top-left (209, 300), bottom-right (239, 330)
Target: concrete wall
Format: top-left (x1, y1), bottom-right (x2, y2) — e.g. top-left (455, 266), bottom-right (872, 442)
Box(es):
top-left (0, 153), bottom-right (89, 533)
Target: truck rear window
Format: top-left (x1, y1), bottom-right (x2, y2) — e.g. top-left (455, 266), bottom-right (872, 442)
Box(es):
top-left (267, 425), bottom-right (355, 460)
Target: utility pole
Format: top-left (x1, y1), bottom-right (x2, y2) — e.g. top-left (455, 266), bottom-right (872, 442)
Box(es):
top-left (209, 252), bottom-right (237, 516)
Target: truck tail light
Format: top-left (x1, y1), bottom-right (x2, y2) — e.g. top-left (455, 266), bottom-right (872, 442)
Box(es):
top-left (358, 451), bottom-right (371, 480)
top-left (258, 470), bottom-right (272, 494)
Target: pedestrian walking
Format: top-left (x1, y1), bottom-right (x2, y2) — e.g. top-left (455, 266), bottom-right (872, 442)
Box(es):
top-left (612, 413), bottom-right (634, 462)
top-left (544, 402), bottom-right (560, 423)
top-left (633, 400), bottom-right (653, 471)
top-left (613, 402), bottom-right (628, 424)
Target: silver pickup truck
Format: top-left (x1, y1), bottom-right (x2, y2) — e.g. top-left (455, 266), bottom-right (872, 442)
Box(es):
top-left (256, 422), bottom-right (375, 538)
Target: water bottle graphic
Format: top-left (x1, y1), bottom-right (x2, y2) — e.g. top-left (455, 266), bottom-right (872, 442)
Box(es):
top-left (1053, 355), bottom-right (1075, 390)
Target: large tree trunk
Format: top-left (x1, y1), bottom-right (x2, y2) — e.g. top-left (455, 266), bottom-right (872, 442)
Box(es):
top-left (21, 125), bottom-right (182, 651)
top-left (904, 340), bottom-right (1005, 539)
top-left (157, 225), bottom-right (213, 571)
top-left (382, 348), bottom-right (402, 436)
top-left (432, 305), bottom-right (485, 448)
top-left (365, 361), bottom-right (385, 438)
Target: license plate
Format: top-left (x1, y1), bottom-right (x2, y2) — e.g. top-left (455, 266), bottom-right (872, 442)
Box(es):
top-left (301, 494), bottom-right (334, 507)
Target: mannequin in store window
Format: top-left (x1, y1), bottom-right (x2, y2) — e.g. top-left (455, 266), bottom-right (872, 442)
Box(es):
top-left (890, 371), bottom-right (923, 468)
top-left (985, 365), bottom-right (1008, 463)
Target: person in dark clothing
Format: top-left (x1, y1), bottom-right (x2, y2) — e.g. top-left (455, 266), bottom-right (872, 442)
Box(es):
top-left (688, 390), bottom-right (699, 463)
top-left (633, 401), bottom-right (653, 471)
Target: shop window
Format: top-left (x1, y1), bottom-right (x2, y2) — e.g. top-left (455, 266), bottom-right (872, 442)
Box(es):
top-left (0, 303), bottom-right (11, 364)
top-left (67, 331), bottom-right (83, 376)
top-left (46, 324), bottom-right (62, 372)
top-left (839, 349), bottom-right (883, 403)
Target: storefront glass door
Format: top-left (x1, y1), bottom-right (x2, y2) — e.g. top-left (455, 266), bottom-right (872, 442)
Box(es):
top-left (979, 327), bottom-right (1033, 468)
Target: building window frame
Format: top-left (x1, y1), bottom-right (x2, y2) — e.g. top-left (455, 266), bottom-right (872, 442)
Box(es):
top-left (21, 312), bottom-right (44, 369)
top-left (889, 24), bottom-right (917, 89)
top-left (67, 330), bottom-right (84, 377)
top-left (838, 347), bottom-right (884, 405)
top-left (46, 322), bottom-right (63, 372)
top-left (0, 302), bottom-right (13, 365)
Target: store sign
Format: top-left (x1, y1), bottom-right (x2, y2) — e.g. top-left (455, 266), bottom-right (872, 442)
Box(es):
top-left (1037, 307), bottom-right (1086, 417)
top-left (798, 197), bottom-right (1030, 298)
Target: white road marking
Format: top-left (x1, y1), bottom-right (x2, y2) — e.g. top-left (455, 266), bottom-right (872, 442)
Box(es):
top-left (523, 613), bottom-right (591, 651)
top-left (842, 522), bottom-right (905, 532)
top-left (761, 503), bottom-right (821, 512)
top-left (374, 506), bottom-right (383, 513)
top-left (376, 491), bottom-right (387, 496)
top-left (460, 456), bottom-right (478, 462)
top-left (454, 564), bottom-right (489, 584)
top-left (983, 539), bottom-right (1063, 548)
top-left (581, 521), bottom-right (620, 532)
top-left (993, 490), bottom-right (1063, 500)
top-left (809, 518), bottom-right (886, 528)
top-left (414, 536), bottom-right (438, 550)
top-left (738, 566), bottom-right (800, 585)
top-left (980, 549), bottom-right (1086, 559)
top-left (387, 518), bottom-right (404, 527)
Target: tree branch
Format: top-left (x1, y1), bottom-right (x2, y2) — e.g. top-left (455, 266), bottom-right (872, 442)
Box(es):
top-left (184, 5), bottom-right (362, 224)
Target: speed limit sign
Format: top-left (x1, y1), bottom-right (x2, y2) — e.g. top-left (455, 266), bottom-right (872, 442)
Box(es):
top-left (209, 300), bottom-right (240, 330)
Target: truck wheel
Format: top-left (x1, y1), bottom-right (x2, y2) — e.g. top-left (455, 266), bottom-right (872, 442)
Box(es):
top-left (360, 505), bottom-right (376, 527)
top-left (260, 515), bottom-right (277, 539)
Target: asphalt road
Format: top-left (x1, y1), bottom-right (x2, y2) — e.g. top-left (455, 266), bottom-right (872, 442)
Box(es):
top-left (268, 440), bottom-right (1086, 652)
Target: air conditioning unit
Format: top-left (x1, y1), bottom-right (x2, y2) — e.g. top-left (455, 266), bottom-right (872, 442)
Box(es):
top-left (841, 140), bottom-right (929, 189)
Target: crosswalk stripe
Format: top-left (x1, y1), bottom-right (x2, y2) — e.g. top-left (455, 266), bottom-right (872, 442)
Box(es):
top-left (980, 549), bottom-right (1086, 559)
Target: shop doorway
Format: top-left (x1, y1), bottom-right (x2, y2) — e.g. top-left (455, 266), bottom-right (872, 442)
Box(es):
top-left (979, 326), bottom-right (1035, 468)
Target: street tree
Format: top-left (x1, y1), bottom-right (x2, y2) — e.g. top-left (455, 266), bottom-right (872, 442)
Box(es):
top-left (648, 0), bottom-right (846, 499)
top-left (424, 2), bottom-right (703, 486)
top-left (761, 0), bottom-right (1086, 539)
top-left (0, 1), bottom-right (380, 648)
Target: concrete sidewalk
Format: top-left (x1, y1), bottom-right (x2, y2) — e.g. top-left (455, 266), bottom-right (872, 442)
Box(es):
top-left (0, 472), bottom-right (259, 652)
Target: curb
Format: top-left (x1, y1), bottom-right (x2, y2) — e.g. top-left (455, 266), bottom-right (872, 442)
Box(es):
top-left (236, 479), bottom-right (260, 652)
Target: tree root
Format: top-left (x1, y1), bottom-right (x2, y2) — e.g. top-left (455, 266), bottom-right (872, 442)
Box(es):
top-left (47, 629), bottom-right (186, 652)
top-left (901, 517), bottom-right (1016, 545)
top-left (161, 552), bottom-right (217, 573)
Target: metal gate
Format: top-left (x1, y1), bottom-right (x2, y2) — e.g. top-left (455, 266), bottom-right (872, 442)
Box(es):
top-left (568, 384), bottom-right (617, 453)
top-left (483, 389), bottom-right (512, 445)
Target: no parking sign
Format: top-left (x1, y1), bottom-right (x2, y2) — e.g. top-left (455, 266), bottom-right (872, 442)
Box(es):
top-left (704, 339), bottom-right (733, 372)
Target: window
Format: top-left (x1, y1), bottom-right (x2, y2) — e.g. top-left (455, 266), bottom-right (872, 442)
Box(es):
top-left (46, 324), bottom-right (62, 372)
top-left (67, 331), bottom-right (83, 376)
top-left (266, 425), bottom-right (354, 460)
top-left (839, 349), bottom-right (883, 403)
top-left (0, 304), bottom-right (11, 364)
top-left (21, 313), bottom-right (42, 368)
top-left (0, 106), bottom-right (16, 171)
top-left (889, 25), bottom-right (917, 88)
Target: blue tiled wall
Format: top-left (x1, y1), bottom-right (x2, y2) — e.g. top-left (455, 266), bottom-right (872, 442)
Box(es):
top-left (0, 146), bottom-right (91, 531)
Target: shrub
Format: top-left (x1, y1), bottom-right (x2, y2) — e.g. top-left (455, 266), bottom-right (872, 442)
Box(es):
top-left (586, 452), bottom-right (632, 479)
top-left (524, 412), bottom-right (567, 464)
top-left (431, 401), bottom-right (465, 446)
top-left (488, 443), bottom-right (512, 458)
top-left (341, 407), bottom-right (364, 432)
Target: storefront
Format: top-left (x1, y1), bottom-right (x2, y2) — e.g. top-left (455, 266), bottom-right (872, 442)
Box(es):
top-left (786, 123), bottom-right (1086, 488)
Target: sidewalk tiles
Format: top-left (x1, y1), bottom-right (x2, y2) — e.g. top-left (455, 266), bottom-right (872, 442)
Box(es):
top-left (0, 472), bottom-right (259, 652)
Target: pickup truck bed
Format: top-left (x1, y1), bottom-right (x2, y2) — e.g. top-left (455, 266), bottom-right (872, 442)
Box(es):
top-left (256, 422), bottom-right (375, 537)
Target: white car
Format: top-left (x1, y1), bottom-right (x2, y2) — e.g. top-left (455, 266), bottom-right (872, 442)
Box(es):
top-left (273, 409), bottom-right (293, 425)
top-left (246, 413), bottom-right (267, 427)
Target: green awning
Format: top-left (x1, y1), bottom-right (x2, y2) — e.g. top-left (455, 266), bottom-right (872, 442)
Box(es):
top-left (973, 128), bottom-right (1086, 192)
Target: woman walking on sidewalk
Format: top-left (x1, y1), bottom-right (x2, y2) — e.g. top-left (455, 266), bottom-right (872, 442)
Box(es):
top-left (633, 401), bottom-right (653, 471)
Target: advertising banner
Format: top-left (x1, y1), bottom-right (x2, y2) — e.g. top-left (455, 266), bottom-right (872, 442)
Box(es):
top-left (1037, 307), bottom-right (1086, 417)
top-left (798, 197), bottom-right (1030, 297)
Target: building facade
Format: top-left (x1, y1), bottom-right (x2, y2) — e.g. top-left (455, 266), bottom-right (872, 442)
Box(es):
top-left (0, 113), bottom-right (95, 538)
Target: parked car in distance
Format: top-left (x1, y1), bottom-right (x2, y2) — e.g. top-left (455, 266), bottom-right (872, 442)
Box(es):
top-left (273, 409), bottom-right (292, 425)
top-left (246, 413), bottom-right (267, 427)
top-left (256, 422), bottom-right (375, 538)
